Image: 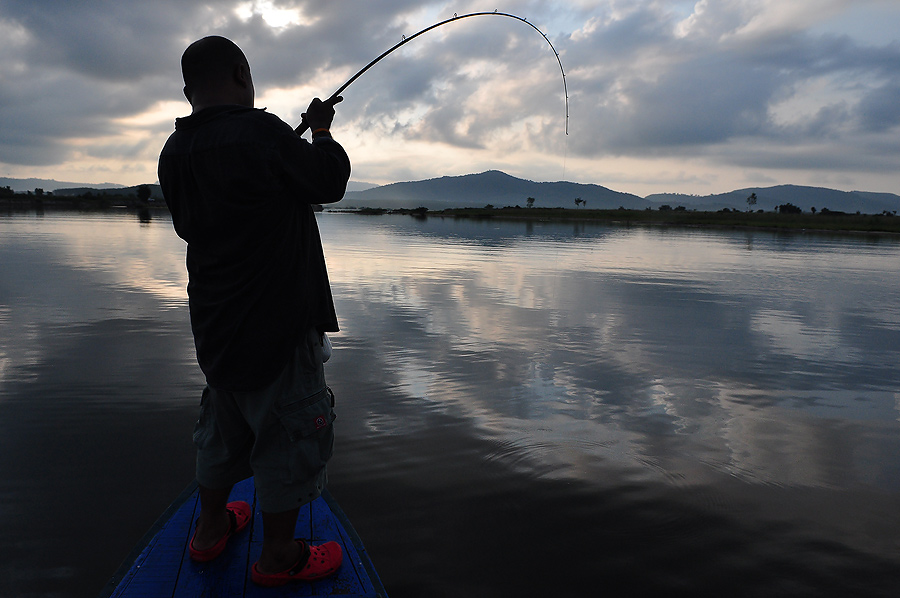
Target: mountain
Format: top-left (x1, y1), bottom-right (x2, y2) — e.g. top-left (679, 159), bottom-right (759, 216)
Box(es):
top-left (346, 180), bottom-right (378, 192)
top-left (338, 170), bottom-right (649, 210)
top-left (53, 183), bottom-right (164, 200)
top-left (4, 173), bottom-right (898, 214)
top-left (0, 176), bottom-right (124, 193)
top-left (341, 172), bottom-right (900, 214)
top-left (645, 185), bottom-right (900, 214)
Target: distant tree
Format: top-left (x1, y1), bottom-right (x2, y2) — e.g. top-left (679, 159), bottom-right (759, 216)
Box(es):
top-left (34, 187), bottom-right (44, 197)
top-left (137, 184), bottom-right (152, 204)
top-left (776, 203), bottom-right (802, 214)
top-left (484, 204), bottom-right (494, 209)
top-left (659, 204), bottom-right (672, 211)
top-left (574, 197), bottom-right (583, 208)
top-left (811, 207), bottom-right (816, 214)
top-left (746, 192), bottom-right (757, 211)
top-left (820, 207), bottom-right (848, 216)
top-left (526, 197), bottom-right (535, 208)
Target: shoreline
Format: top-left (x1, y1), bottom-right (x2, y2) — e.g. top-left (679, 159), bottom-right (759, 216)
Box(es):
top-left (331, 206), bottom-right (900, 235)
top-left (4, 198), bottom-right (899, 235)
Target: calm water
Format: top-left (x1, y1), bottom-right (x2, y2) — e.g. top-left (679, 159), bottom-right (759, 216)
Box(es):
top-left (1, 211), bottom-right (899, 597)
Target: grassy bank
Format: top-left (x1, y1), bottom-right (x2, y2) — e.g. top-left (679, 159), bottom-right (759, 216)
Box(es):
top-left (374, 206), bottom-right (900, 235)
top-left (5, 193), bottom-right (899, 234)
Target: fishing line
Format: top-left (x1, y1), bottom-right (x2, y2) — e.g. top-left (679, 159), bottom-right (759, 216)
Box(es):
top-left (297, 10), bottom-right (569, 137)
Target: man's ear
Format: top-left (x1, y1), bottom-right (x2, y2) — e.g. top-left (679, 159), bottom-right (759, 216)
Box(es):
top-left (234, 63), bottom-right (251, 88)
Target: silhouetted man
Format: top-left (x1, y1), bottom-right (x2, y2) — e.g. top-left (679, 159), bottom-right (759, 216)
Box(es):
top-left (158, 35), bottom-right (350, 586)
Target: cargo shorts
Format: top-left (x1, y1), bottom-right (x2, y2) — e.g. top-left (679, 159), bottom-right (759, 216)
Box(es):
top-left (193, 329), bottom-right (336, 513)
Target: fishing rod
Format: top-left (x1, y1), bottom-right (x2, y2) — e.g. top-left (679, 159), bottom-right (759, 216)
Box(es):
top-left (297, 10), bottom-right (568, 136)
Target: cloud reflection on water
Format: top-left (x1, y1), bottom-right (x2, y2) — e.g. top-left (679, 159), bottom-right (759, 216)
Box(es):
top-left (319, 214), bottom-right (900, 493)
top-left (0, 213), bottom-right (194, 393)
top-left (2, 212), bottom-right (900, 595)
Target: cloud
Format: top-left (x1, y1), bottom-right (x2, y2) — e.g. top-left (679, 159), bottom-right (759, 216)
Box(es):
top-left (0, 0), bottom-right (898, 194)
top-left (0, 0), bottom-right (446, 166)
top-left (0, 0), bottom-right (195, 81)
top-left (332, 8), bottom-right (575, 150)
top-left (0, 0), bottom-right (194, 164)
top-left (563, 2), bottom-right (900, 167)
top-left (857, 82), bottom-right (900, 132)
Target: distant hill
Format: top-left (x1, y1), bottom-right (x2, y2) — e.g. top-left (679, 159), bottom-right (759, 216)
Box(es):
top-left (4, 173), bottom-right (898, 214)
top-left (1, 176), bottom-right (373, 199)
top-left (342, 172), bottom-right (900, 214)
top-left (646, 185), bottom-right (900, 214)
top-left (346, 180), bottom-right (378, 192)
top-left (0, 176), bottom-right (124, 193)
top-left (53, 183), bottom-right (164, 200)
top-left (339, 170), bottom-right (648, 210)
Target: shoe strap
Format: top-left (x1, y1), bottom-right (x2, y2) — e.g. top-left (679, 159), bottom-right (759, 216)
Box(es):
top-left (191, 507), bottom-right (236, 545)
top-left (288, 540), bottom-right (311, 577)
top-left (224, 506), bottom-right (238, 534)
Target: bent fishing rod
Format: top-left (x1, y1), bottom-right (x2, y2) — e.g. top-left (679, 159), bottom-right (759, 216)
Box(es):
top-left (297, 10), bottom-right (568, 136)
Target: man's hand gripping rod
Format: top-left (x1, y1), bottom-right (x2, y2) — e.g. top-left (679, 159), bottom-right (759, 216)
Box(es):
top-left (296, 95), bottom-right (343, 137)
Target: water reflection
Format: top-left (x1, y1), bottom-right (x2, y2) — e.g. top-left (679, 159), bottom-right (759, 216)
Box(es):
top-left (0, 214), bottom-right (192, 392)
top-left (2, 212), bottom-right (900, 597)
top-left (318, 214), bottom-right (900, 494)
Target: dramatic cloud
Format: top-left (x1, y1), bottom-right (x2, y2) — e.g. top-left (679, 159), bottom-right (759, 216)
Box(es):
top-left (0, 0), bottom-right (898, 195)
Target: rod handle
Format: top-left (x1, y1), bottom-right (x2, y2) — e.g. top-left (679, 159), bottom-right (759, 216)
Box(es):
top-left (295, 95), bottom-right (343, 136)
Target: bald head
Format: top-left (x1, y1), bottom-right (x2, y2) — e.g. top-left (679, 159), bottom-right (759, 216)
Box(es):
top-left (181, 36), bottom-right (254, 111)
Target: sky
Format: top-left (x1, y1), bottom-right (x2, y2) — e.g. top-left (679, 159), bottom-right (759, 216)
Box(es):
top-left (1, 0), bottom-right (899, 197)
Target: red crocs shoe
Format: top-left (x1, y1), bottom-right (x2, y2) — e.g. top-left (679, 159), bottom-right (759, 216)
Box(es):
top-left (189, 500), bottom-right (252, 562)
top-left (251, 540), bottom-right (343, 587)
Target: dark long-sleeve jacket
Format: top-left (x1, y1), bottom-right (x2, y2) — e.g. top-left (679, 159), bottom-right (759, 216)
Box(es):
top-left (158, 105), bottom-right (351, 391)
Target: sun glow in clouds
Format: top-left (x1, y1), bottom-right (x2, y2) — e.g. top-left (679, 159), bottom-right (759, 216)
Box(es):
top-left (234, 1), bottom-right (307, 28)
top-left (114, 101), bottom-right (187, 128)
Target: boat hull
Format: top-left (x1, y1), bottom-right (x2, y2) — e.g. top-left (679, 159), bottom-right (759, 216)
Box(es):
top-left (99, 477), bottom-right (387, 597)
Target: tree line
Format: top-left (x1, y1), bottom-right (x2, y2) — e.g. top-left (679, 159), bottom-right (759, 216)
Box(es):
top-left (1, 184), bottom-right (155, 206)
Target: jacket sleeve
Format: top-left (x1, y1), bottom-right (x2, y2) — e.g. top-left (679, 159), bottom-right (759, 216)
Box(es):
top-left (275, 127), bottom-right (351, 205)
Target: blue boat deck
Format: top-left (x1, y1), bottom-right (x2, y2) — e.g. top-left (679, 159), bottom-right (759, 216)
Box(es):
top-left (101, 478), bottom-right (387, 597)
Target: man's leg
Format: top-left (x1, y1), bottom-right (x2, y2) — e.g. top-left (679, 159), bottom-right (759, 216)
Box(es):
top-left (190, 484), bottom-right (234, 551)
top-left (255, 507), bottom-right (303, 573)
top-left (248, 332), bottom-right (334, 575)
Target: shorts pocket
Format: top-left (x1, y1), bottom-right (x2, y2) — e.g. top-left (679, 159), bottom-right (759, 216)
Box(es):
top-left (273, 387), bottom-right (336, 483)
top-left (192, 387), bottom-right (213, 450)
